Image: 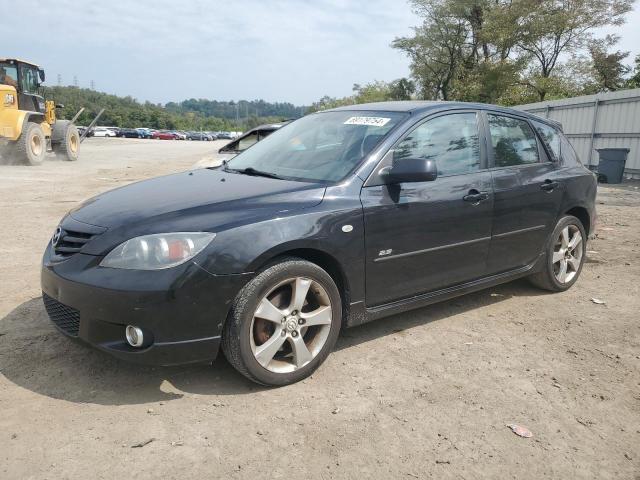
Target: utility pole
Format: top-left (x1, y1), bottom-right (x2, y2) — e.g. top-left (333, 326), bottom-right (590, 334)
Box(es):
top-left (90, 80), bottom-right (95, 90)
top-left (73, 75), bottom-right (78, 87)
top-left (57, 74), bottom-right (62, 86)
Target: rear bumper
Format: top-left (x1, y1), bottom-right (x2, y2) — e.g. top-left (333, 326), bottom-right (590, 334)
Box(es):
top-left (41, 244), bottom-right (251, 366)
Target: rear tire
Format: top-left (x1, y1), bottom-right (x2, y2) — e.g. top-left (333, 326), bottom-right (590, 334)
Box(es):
top-left (51, 121), bottom-right (80, 161)
top-left (15, 122), bottom-right (46, 166)
top-left (529, 215), bottom-right (586, 292)
top-left (222, 258), bottom-right (342, 386)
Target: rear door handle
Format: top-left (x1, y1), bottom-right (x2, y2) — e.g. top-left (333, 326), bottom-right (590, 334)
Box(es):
top-left (463, 190), bottom-right (490, 204)
top-left (541, 180), bottom-right (559, 192)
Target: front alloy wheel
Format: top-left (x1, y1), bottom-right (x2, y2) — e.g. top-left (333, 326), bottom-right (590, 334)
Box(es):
top-left (223, 258), bottom-right (342, 386)
top-left (251, 277), bottom-right (332, 373)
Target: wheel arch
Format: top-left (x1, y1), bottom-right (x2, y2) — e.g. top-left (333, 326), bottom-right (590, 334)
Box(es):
top-left (564, 206), bottom-right (591, 236)
top-left (0, 110), bottom-right (45, 141)
top-left (249, 245), bottom-right (352, 321)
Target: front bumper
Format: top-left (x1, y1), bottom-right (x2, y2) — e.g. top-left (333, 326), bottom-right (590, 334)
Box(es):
top-left (41, 243), bottom-right (251, 366)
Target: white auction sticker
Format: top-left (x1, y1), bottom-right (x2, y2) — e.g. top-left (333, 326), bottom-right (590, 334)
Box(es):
top-left (344, 116), bottom-right (391, 127)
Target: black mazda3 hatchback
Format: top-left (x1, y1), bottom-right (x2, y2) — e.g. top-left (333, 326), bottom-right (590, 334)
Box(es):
top-left (42, 101), bottom-right (597, 386)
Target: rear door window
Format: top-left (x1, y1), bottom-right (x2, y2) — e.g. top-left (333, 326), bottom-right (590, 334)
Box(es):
top-left (487, 114), bottom-right (540, 167)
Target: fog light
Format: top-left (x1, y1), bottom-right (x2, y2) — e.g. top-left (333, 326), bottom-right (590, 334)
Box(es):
top-left (125, 325), bottom-right (144, 347)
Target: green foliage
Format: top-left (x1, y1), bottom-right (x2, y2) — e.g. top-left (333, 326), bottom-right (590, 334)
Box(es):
top-left (392, 0), bottom-right (635, 104)
top-left (629, 55), bottom-right (640, 88)
top-left (42, 86), bottom-right (304, 130)
top-left (586, 37), bottom-right (631, 92)
top-left (166, 98), bottom-right (303, 120)
top-left (308, 78), bottom-right (416, 112)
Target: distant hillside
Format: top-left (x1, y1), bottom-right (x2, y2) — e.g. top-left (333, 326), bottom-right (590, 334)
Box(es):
top-left (166, 98), bottom-right (304, 120)
top-left (43, 86), bottom-right (304, 131)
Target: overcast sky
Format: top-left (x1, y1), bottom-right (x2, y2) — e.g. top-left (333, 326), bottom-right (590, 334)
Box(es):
top-left (4, 0), bottom-right (640, 106)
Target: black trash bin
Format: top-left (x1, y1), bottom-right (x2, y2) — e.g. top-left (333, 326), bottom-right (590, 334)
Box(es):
top-left (596, 148), bottom-right (629, 184)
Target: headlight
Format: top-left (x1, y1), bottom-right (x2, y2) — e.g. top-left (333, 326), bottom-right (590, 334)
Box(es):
top-left (100, 232), bottom-right (216, 270)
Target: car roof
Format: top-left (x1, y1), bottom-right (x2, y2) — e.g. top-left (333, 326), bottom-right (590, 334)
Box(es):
top-left (326, 101), bottom-right (562, 129)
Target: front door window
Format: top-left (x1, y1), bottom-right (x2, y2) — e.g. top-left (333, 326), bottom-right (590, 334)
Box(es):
top-left (393, 112), bottom-right (481, 176)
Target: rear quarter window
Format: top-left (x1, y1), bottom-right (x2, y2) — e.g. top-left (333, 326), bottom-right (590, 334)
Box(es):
top-left (532, 120), bottom-right (561, 162)
top-left (559, 133), bottom-right (581, 165)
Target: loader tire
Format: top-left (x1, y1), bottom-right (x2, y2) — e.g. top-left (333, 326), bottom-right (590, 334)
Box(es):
top-left (15, 122), bottom-right (46, 166)
top-left (52, 121), bottom-right (80, 161)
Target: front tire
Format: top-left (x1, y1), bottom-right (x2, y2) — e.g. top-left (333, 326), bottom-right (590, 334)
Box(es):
top-left (529, 215), bottom-right (586, 292)
top-left (51, 121), bottom-right (80, 161)
top-left (15, 122), bottom-right (46, 166)
top-left (222, 258), bottom-right (342, 386)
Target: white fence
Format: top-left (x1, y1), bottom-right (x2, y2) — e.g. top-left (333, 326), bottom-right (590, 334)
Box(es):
top-left (515, 89), bottom-right (640, 179)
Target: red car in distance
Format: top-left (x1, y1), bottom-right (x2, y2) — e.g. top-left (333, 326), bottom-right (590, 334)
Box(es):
top-left (152, 131), bottom-right (178, 140)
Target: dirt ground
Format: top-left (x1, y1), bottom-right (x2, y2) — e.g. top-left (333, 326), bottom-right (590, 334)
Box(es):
top-left (0, 138), bottom-right (638, 480)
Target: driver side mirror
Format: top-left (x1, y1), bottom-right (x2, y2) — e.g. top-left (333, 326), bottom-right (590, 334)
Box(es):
top-left (38, 69), bottom-right (45, 82)
top-left (379, 157), bottom-right (438, 184)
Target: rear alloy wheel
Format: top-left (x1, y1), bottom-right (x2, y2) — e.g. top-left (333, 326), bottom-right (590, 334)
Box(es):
top-left (552, 224), bottom-right (583, 284)
top-left (15, 122), bottom-right (46, 165)
top-left (223, 259), bottom-right (342, 386)
top-left (529, 215), bottom-right (586, 292)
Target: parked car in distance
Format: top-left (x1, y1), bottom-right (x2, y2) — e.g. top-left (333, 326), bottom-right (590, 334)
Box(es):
top-left (92, 127), bottom-right (116, 137)
top-left (152, 130), bottom-right (178, 140)
top-left (42, 101), bottom-right (596, 386)
top-left (173, 131), bottom-right (187, 140)
top-left (216, 131), bottom-right (233, 140)
top-left (187, 131), bottom-right (212, 141)
top-left (118, 128), bottom-right (143, 139)
top-left (215, 122), bottom-right (289, 164)
top-left (136, 128), bottom-right (154, 139)
top-left (76, 126), bottom-right (93, 138)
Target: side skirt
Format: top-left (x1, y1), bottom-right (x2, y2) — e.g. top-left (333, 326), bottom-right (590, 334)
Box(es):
top-left (345, 254), bottom-right (544, 327)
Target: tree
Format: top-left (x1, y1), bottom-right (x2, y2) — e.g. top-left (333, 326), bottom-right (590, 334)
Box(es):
top-left (389, 78), bottom-right (416, 100)
top-left (393, 0), bottom-right (634, 103)
top-left (308, 78), bottom-right (416, 112)
top-left (501, 0), bottom-right (633, 100)
top-left (626, 54), bottom-right (640, 88)
top-left (588, 37), bottom-right (630, 92)
top-left (393, 1), bottom-right (467, 99)
top-left (352, 81), bottom-right (393, 102)
top-left (43, 86), bottom-right (299, 131)
top-left (307, 95), bottom-right (354, 113)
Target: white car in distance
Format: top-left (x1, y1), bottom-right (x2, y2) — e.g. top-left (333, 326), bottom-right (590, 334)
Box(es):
top-left (93, 127), bottom-right (116, 137)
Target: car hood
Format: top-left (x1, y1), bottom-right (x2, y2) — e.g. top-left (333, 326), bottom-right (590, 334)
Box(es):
top-left (68, 168), bottom-right (326, 253)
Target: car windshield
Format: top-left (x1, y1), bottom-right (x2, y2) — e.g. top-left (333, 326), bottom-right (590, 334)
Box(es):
top-left (226, 110), bottom-right (408, 182)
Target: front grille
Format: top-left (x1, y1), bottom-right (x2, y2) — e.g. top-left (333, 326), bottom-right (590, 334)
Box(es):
top-left (43, 293), bottom-right (80, 336)
top-left (54, 229), bottom-right (96, 257)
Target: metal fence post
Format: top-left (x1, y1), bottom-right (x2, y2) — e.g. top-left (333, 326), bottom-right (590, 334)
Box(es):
top-left (587, 99), bottom-right (600, 167)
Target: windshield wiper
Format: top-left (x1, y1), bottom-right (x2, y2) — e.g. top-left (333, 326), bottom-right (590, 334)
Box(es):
top-left (227, 166), bottom-right (285, 180)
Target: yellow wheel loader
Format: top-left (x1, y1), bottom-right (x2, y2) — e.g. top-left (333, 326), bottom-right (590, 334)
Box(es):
top-left (0, 58), bottom-right (80, 165)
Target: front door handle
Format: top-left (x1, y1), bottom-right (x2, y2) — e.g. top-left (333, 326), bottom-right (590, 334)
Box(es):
top-left (463, 190), bottom-right (490, 204)
top-left (540, 180), bottom-right (559, 192)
